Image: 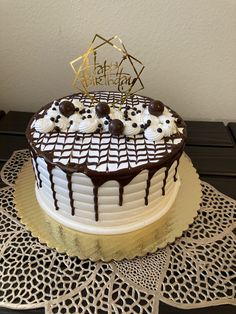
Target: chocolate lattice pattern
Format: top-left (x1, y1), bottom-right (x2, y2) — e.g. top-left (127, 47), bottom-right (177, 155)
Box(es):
top-left (0, 150), bottom-right (235, 313)
top-left (28, 92), bottom-right (185, 171)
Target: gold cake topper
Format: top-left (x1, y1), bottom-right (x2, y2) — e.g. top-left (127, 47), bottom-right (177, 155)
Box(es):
top-left (70, 34), bottom-right (145, 103)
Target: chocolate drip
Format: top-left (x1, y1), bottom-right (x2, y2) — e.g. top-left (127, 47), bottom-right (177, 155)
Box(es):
top-left (145, 168), bottom-right (157, 206)
top-left (67, 173), bottom-right (75, 216)
top-left (35, 160), bottom-right (42, 188)
top-left (119, 185), bottom-right (124, 206)
top-left (30, 151), bottom-right (42, 188)
top-left (47, 164), bottom-right (59, 211)
top-left (174, 158), bottom-right (180, 182)
top-left (162, 166), bottom-right (170, 196)
top-left (93, 186), bottom-right (99, 221)
top-left (163, 139), bottom-right (169, 195)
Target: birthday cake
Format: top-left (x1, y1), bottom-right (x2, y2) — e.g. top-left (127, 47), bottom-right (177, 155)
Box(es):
top-left (26, 91), bottom-right (186, 234)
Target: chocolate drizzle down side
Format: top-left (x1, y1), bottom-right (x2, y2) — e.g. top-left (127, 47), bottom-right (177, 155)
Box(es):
top-left (26, 92), bottom-right (187, 221)
top-left (66, 173), bottom-right (75, 216)
top-left (30, 151), bottom-right (42, 188)
top-left (30, 145), bottom-right (183, 221)
top-left (47, 163), bottom-right (59, 211)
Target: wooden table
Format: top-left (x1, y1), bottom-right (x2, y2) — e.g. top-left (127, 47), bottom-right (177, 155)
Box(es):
top-left (0, 111), bottom-right (235, 314)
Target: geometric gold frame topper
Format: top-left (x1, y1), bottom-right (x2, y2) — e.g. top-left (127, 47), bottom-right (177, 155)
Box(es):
top-left (70, 34), bottom-right (145, 101)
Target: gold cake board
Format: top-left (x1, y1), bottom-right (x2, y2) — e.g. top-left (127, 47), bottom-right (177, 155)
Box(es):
top-left (14, 153), bottom-right (202, 262)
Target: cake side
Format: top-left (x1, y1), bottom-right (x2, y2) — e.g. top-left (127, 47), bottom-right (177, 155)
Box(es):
top-left (31, 150), bottom-right (182, 222)
top-left (33, 156), bottom-right (181, 234)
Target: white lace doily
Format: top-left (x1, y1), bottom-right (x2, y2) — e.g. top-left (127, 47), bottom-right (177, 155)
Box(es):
top-left (0, 150), bottom-right (235, 314)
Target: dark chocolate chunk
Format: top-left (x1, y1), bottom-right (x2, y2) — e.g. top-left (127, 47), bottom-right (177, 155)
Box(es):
top-left (80, 109), bottom-right (86, 114)
top-left (95, 102), bottom-right (110, 118)
top-left (104, 120), bottom-right (108, 125)
top-left (50, 117), bottom-right (55, 122)
top-left (75, 108), bottom-right (79, 112)
top-left (142, 104), bottom-right (147, 108)
top-left (140, 124), bottom-right (144, 128)
top-left (109, 119), bottom-right (124, 136)
top-left (98, 124), bottom-right (102, 128)
top-left (148, 100), bottom-right (164, 117)
top-left (166, 119), bottom-right (170, 124)
top-left (132, 123), bottom-right (137, 128)
top-left (87, 109), bottom-right (91, 113)
top-left (87, 115), bottom-right (92, 118)
top-left (131, 111), bottom-right (136, 116)
top-left (54, 126), bottom-right (60, 132)
top-left (157, 128), bottom-right (162, 133)
top-left (177, 118), bottom-right (182, 125)
top-left (82, 116), bottom-right (86, 120)
top-left (52, 107), bottom-right (57, 111)
top-left (59, 101), bottom-right (75, 117)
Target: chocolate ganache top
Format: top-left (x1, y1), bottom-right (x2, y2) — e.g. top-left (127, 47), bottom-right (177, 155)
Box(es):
top-left (26, 91), bottom-right (186, 174)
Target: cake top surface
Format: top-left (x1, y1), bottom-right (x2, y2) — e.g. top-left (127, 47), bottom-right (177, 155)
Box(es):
top-left (26, 91), bottom-right (186, 173)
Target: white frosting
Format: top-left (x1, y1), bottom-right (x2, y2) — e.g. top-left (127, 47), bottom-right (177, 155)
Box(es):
top-left (134, 103), bottom-right (145, 112)
top-left (162, 121), bottom-right (177, 137)
top-left (144, 125), bottom-right (164, 142)
top-left (143, 112), bottom-right (158, 123)
top-left (110, 108), bottom-right (123, 120)
top-left (34, 118), bottom-right (54, 133)
top-left (133, 112), bottom-right (145, 125)
top-left (79, 117), bottom-right (99, 133)
top-left (99, 117), bottom-right (109, 132)
top-left (163, 107), bottom-right (173, 117)
top-left (46, 102), bottom-right (60, 118)
top-left (69, 113), bottom-right (82, 132)
top-left (159, 114), bottom-right (170, 124)
top-left (71, 99), bottom-right (84, 111)
top-left (56, 116), bottom-right (70, 132)
top-left (124, 120), bottom-right (141, 136)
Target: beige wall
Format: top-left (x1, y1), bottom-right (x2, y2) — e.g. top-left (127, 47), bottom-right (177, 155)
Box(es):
top-left (0, 0), bottom-right (236, 122)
